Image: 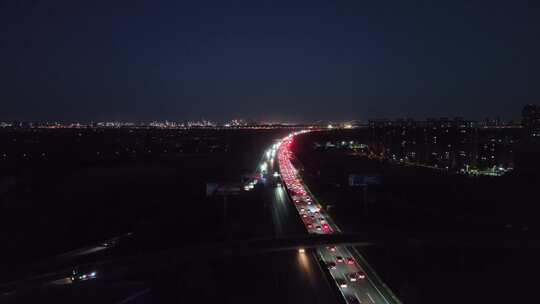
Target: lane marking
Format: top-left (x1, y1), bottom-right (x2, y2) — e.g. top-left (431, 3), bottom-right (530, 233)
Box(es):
top-left (355, 291), bottom-right (363, 303)
top-left (115, 288), bottom-right (150, 304)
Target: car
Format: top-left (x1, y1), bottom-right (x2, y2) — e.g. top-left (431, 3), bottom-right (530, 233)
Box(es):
top-left (336, 256), bottom-right (344, 263)
top-left (328, 246), bottom-right (336, 252)
top-left (327, 262), bottom-right (337, 270)
top-left (316, 225), bottom-right (322, 231)
top-left (306, 224), bottom-right (312, 229)
top-left (347, 257), bottom-right (355, 265)
top-left (337, 279), bottom-right (348, 288)
top-left (356, 271), bottom-right (366, 279)
top-left (302, 214), bottom-right (308, 218)
top-left (298, 248), bottom-right (305, 253)
top-left (71, 268), bottom-right (97, 282)
top-left (348, 273), bottom-right (358, 282)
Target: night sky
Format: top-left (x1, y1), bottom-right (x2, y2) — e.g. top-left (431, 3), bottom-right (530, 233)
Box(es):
top-left (2, 0), bottom-right (539, 122)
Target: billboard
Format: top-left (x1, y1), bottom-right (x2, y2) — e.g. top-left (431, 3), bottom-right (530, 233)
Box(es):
top-left (348, 174), bottom-right (382, 186)
top-left (206, 183), bottom-right (242, 196)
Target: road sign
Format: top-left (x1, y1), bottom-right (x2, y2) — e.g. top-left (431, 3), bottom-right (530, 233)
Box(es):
top-left (348, 174), bottom-right (382, 186)
top-left (206, 183), bottom-right (242, 196)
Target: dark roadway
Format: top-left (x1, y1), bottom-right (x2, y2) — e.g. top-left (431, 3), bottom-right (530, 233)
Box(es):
top-left (255, 159), bottom-right (340, 304)
top-left (202, 150), bottom-right (340, 304)
top-left (213, 153), bottom-right (340, 304)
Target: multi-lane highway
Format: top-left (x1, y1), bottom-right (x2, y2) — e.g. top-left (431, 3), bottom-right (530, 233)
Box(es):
top-left (262, 147), bottom-right (341, 304)
top-left (264, 131), bottom-right (400, 304)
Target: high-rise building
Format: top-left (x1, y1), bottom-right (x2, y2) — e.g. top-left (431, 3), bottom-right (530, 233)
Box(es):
top-left (368, 117), bottom-right (519, 171)
top-left (514, 104), bottom-right (540, 173)
top-left (522, 104), bottom-right (540, 141)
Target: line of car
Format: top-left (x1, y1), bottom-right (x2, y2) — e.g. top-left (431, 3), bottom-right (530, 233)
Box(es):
top-left (274, 133), bottom-right (371, 304)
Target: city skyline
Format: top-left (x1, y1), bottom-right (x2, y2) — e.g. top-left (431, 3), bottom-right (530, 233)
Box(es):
top-left (0, 104), bottom-right (534, 126)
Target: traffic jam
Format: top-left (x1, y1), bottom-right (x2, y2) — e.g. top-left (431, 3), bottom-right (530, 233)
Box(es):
top-left (271, 131), bottom-right (382, 304)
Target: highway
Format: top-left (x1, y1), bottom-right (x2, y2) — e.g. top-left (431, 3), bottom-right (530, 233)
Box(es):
top-left (259, 153), bottom-right (340, 304)
top-left (264, 131), bottom-right (400, 304)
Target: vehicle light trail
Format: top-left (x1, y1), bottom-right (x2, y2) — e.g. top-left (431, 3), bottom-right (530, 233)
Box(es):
top-left (273, 131), bottom-right (400, 304)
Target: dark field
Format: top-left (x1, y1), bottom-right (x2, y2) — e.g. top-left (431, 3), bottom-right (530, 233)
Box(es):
top-left (0, 128), bottom-right (289, 279)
